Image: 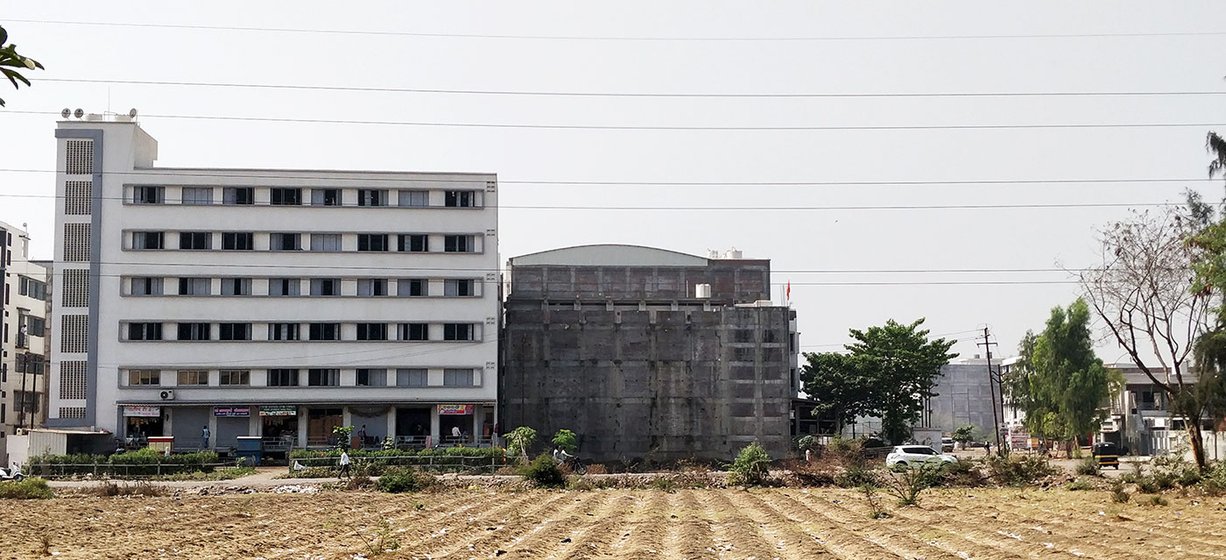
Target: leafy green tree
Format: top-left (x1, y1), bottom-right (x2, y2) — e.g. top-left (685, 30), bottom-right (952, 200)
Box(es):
top-left (0, 25), bottom-right (44, 107)
top-left (951, 424), bottom-right (976, 447)
top-left (551, 429), bottom-right (578, 453)
top-left (503, 426), bottom-right (537, 461)
top-left (799, 352), bottom-right (873, 434)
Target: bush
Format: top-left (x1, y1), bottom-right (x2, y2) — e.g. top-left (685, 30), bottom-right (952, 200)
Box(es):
top-left (345, 475), bottom-right (375, 490)
top-left (931, 459), bottom-right (986, 487)
top-left (505, 426), bottom-right (538, 461)
top-left (519, 454), bottom-right (566, 488)
top-left (835, 464), bottom-right (880, 488)
top-left (1111, 479), bottom-right (1130, 503)
top-left (1203, 462), bottom-right (1226, 495)
top-left (1067, 478), bottom-right (1095, 491)
top-left (552, 429), bottom-right (578, 453)
top-left (376, 467), bottom-right (431, 493)
top-left (985, 454), bottom-right (1058, 486)
top-left (85, 481), bottom-right (166, 497)
top-left (1075, 457), bottom-right (1101, 477)
top-left (882, 463), bottom-right (941, 507)
top-left (729, 442), bottom-right (772, 486)
top-left (0, 477), bottom-right (53, 499)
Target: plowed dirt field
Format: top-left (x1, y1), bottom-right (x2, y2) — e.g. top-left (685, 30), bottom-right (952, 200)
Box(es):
top-left (3, 487), bottom-right (1226, 559)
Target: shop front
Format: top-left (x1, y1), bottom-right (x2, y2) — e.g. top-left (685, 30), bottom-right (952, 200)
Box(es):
top-left (213, 406), bottom-right (252, 450)
top-left (123, 405), bottom-right (163, 446)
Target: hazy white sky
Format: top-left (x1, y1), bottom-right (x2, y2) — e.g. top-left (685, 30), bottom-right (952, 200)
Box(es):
top-left (2, 1), bottom-right (1225, 360)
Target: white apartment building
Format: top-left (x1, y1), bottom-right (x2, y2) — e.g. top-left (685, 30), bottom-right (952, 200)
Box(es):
top-left (47, 115), bottom-right (499, 451)
top-left (0, 221), bottom-right (50, 457)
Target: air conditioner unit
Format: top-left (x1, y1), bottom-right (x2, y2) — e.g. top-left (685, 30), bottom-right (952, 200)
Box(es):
top-left (159, 390), bottom-right (175, 401)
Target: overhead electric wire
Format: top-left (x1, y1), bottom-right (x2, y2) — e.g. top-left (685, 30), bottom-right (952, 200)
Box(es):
top-left (8, 18), bottom-right (1226, 41)
top-left (4, 109), bottom-right (1222, 131)
top-left (34, 77), bottom-right (1226, 99)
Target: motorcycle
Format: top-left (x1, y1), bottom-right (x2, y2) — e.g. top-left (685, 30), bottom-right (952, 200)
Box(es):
top-left (0, 464), bottom-right (25, 482)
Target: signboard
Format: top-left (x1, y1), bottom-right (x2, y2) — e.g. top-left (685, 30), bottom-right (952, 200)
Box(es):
top-left (259, 405), bottom-right (297, 417)
top-left (438, 404), bottom-right (473, 416)
top-left (213, 406), bottom-right (251, 418)
top-left (123, 405), bottom-right (161, 418)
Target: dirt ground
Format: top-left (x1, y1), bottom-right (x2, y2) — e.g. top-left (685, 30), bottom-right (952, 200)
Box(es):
top-left (3, 487), bottom-right (1226, 559)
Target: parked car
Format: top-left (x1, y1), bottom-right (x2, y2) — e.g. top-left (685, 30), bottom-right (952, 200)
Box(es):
top-left (885, 445), bottom-right (957, 467)
top-left (1091, 442), bottom-right (1130, 469)
top-left (940, 437), bottom-right (955, 452)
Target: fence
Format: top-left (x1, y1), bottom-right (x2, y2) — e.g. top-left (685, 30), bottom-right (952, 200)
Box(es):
top-left (26, 461), bottom-right (237, 479)
top-left (290, 454), bottom-right (505, 476)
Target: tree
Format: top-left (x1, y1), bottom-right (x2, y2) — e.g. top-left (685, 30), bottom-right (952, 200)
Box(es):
top-left (551, 429), bottom-right (578, 453)
top-left (0, 25), bottom-right (44, 107)
top-left (802, 319), bottom-right (957, 445)
top-left (951, 424), bottom-right (976, 448)
top-left (503, 426), bottom-right (537, 461)
top-left (1082, 206), bottom-right (1213, 470)
top-left (1004, 300), bottom-right (1113, 453)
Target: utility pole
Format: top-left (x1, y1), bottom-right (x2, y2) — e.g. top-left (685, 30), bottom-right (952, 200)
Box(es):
top-left (978, 326), bottom-right (1002, 454)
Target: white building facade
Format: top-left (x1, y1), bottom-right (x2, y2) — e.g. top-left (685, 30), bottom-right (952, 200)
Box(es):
top-left (47, 116), bottom-right (499, 451)
top-left (1, 221), bottom-right (50, 456)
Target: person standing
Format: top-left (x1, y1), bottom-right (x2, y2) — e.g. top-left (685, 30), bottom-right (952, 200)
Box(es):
top-left (201, 425), bottom-right (211, 450)
top-left (338, 450), bottom-right (351, 479)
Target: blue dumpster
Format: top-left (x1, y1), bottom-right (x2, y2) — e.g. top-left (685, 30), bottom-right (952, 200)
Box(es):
top-left (235, 436), bottom-right (264, 466)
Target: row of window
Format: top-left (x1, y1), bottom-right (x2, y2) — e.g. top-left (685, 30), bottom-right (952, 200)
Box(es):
top-left (123, 321), bottom-right (483, 342)
top-left (127, 277), bottom-right (481, 297)
top-left (131, 186), bottom-right (483, 208)
top-left (18, 275), bottom-right (47, 300)
top-left (124, 367), bottom-right (478, 388)
top-left (127, 231), bottom-right (481, 253)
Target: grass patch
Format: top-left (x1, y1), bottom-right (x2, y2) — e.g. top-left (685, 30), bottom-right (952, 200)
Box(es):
top-left (519, 454), bottom-right (566, 488)
top-left (376, 467), bottom-right (432, 493)
top-left (83, 481), bottom-right (167, 497)
top-left (0, 478), bottom-right (53, 499)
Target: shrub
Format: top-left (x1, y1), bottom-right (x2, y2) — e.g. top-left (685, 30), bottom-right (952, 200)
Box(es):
top-left (1111, 479), bottom-right (1130, 503)
top-left (882, 463), bottom-right (941, 507)
top-left (932, 459), bottom-right (986, 487)
top-left (519, 454), bottom-right (565, 488)
top-left (552, 429), bottom-right (578, 453)
top-left (862, 484), bottom-right (891, 519)
top-left (345, 475), bottom-right (375, 490)
top-left (505, 426), bottom-right (538, 461)
top-left (85, 481), bottom-right (166, 497)
top-left (1067, 478), bottom-right (1094, 491)
top-left (1075, 457), bottom-right (1101, 477)
top-left (1203, 462), bottom-right (1226, 495)
top-left (985, 454), bottom-right (1058, 486)
top-left (729, 442), bottom-right (772, 486)
top-left (835, 464), bottom-right (880, 489)
top-left (376, 467), bottom-right (431, 493)
top-left (1148, 494), bottom-right (1169, 506)
top-left (0, 477), bottom-right (53, 499)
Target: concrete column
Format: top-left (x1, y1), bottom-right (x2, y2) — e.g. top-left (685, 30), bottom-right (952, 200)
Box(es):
top-left (342, 407), bottom-right (352, 428)
top-left (249, 414), bottom-right (260, 436)
top-left (386, 408), bottom-right (396, 440)
top-left (297, 407), bottom-right (308, 448)
top-left (430, 406), bottom-right (440, 446)
top-left (207, 410), bottom-right (217, 450)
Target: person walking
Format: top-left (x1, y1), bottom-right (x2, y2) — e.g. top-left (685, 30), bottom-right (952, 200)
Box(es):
top-left (338, 450), bottom-right (351, 479)
top-left (201, 425), bottom-right (211, 450)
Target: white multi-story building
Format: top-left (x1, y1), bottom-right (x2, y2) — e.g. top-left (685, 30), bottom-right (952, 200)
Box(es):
top-left (47, 115), bottom-right (499, 451)
top-left (1, 221), bottom-right (50, 455)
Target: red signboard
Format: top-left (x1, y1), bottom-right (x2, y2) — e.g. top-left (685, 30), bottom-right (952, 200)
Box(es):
top-left (438, 404), bottom-right (473, 415)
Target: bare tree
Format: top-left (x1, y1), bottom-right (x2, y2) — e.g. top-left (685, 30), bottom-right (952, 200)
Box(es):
top-left (1081, 207), bottom-right (1213, 470)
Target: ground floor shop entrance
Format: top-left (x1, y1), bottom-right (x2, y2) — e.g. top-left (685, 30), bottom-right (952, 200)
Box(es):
top-left (306, 408), bottom-right (343, 447)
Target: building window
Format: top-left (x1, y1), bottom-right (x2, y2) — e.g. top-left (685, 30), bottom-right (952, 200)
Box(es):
top-left (357, 189), bottom-right (387, 207)
top-left (132, 231), bottom-right (165, 250)
top-left (270, 233), bottom-right (301, 251)
top-left (270, 187), bottom-right (302, 206)
top-left (177, 370), bottom-right (209, 385)
top-left (178, 277), bottom-right (211, 296)
top-left (310, 234), bottom-right (341, 252)
top-left (398, 323), bottom-right (429, 341)
top-left (357, 278), bottom-right (387, 296)
top-left (397, 278), bottom-right (427, 297)
top-left (444, 191), bottom-right (476, 207)
top-left (177, 322), bottom-right (212, 341)
top-left (311, 188), bottom-right (341, 206)
top-left (179, 231), bottom-right (213, 250)
top-left (219, 370), bottom-right (250, 386)
top-left (398, 190), bottom-right (429, 207)
top-left (398, 234), bottom-right (428, 252)
top-left (308, 323), bottom-right (340, 341)
top-left (443, 235), bottom-right (474, 253)
top-left (395, 368), bottom-right (428, 387)
top-left (223, 187), bottom-right (254, 205)
top-left (219, 323), bottom-right (252, 341)
top-left (443, 279), bottom-right (475, 297)
top-left (443, 369), bottom-right (474, 387)
top-left (181, 187), bottom-right (213, 205)
top-left (220, 278), bottom-right (252, 296)
top-left (130, 277), bottom-right (163, 296)
top-left (308, 368), bottom-right (340, 386)
top-left (443, 323), bottom-right (476, 341)
top-left (356, 323), bottom-right (387, 341)
top-left (269, 278), bottom-right (301, 296)
top-left (268, 323), bottom-right (301, 341)
top-left (310, 278), bottom-right (340, 296)
top-left (133, 186), bottom-right (164, 204)
top-left (128, 369), bottom-right (161, 385)
top-left (222, 232), bottom-right (254, 251)
top-left (19, 276), bottom-right (47, 300)
top-left (127, 322), bottom-right (163, 341)
top-left (268, 369), bottom-right (300, 387)
top-left (24, 315), bottom-right (46, 338)
top-left (357, 234), bottom-right (388, 252)
top-left (356, 368), bottom-right (387, 387)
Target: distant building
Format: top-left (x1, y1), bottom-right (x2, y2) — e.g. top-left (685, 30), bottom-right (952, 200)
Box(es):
top-left (923, 357), bottom-right (1004, 440)
top-left (0, 221), bottom-right (50, 461)
top-left (501, 245), bottom-right (799, 461)
top-left (46, 114), bottom-right (499, 450)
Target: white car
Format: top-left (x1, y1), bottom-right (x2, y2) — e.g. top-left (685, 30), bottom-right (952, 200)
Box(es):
top-left (885, 445), bottom-right (957, 467)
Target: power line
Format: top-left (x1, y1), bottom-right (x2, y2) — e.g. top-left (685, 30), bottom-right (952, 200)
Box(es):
top-left (0, 167), bottom-right (1213, 187)
top-left (4, 109), bottom-right (1222, 131)
top-left (8, 18), bottom-right (1226, 41)
top-left (35, 78), bottom-right (1226, 100)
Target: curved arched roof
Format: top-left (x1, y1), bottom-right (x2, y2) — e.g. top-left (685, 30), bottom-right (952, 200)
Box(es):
top-left (509, 244), bottom-right (707, 267)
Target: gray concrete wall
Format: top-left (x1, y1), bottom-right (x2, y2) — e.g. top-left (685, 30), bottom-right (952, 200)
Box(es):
top-left (925, 363), bottom-right (1003, 438)
top-left (508, 261), bottom-right (771, 305)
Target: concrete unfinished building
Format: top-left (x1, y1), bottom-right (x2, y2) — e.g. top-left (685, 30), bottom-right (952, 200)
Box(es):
top-left (501, 245), bottom-right (798, 462)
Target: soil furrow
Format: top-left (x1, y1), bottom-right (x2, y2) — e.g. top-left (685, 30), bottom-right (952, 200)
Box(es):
top-left (473, 491), bottom-right (602, 559)
top-left (725, 489), bottom-right (836, 557)
top-left (548, 491), bottom-right (636, 560)
top-left (406, 491), bottom-right (575, 557)
top-left (610, 490), bottom-right (669, 558)
top-left (756, 490), bottom-right (902, 559)
top-left (661, 489), bottom-right (719, 559)
top-left (696, 489), bottom-right (781, 559)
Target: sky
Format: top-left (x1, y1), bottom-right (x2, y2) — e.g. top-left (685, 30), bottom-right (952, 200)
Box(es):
top-left (2, 2), bottom-right (1225, 361)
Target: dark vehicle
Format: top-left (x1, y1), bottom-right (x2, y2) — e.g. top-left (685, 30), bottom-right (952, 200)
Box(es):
top-left (1091, 442), bottom-right (1129, 469)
